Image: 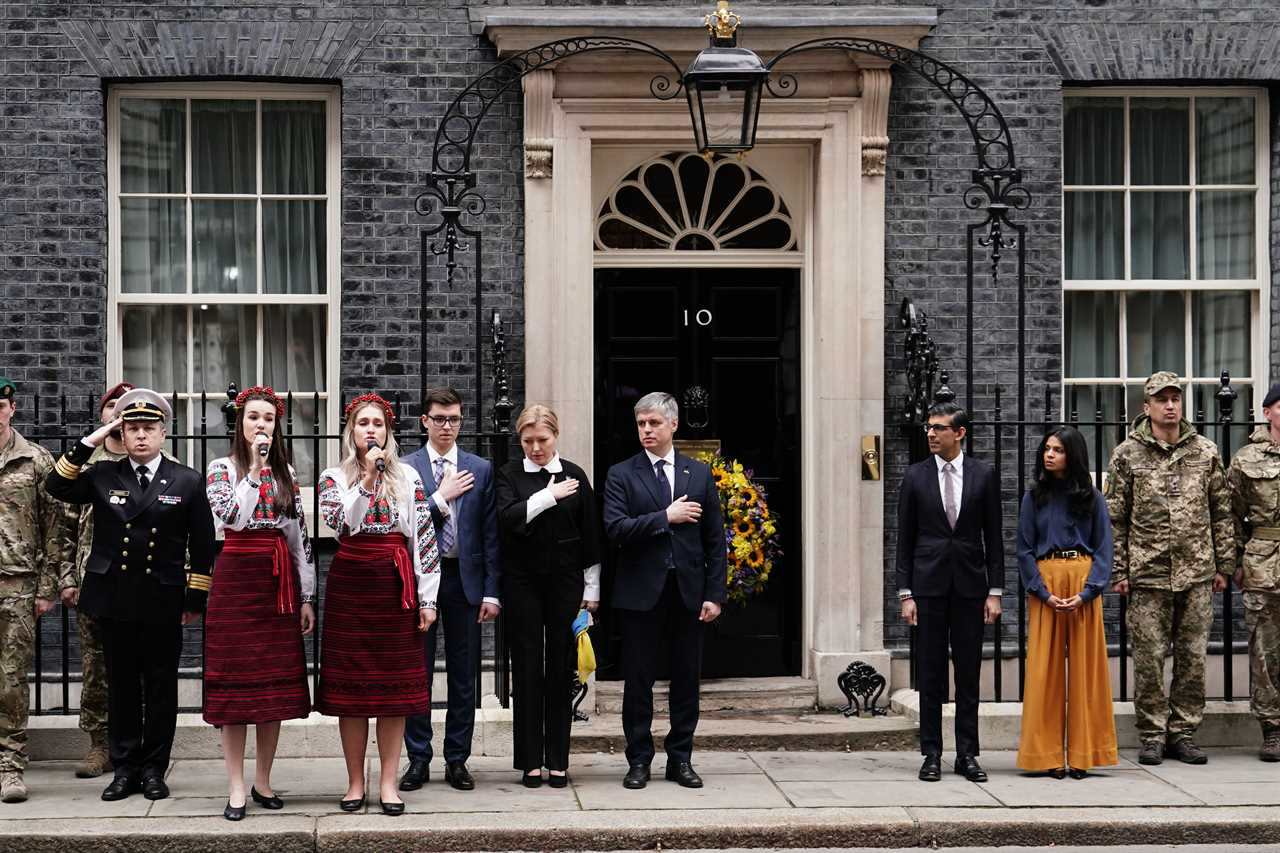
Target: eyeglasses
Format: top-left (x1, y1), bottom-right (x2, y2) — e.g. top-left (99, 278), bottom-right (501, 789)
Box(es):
top-left (923, 423), bottom-right (956, 433)
top-left (426, 416), bottom-right (463, 428)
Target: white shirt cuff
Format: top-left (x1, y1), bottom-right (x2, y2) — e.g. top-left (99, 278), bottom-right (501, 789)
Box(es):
top-left (431, 490), bottom-right (451, 517)
top-left (583, 564), bottom-right (601, 601)
top-left (482, 596), bottom-right (501, 608)
top-left (898, 589), bottom-right (912, 600)
top-left (989, 588), bottom-right (1003, 596)
top-left (80, 438), bottom-right (95, 449)
top-left (526, 488), bottom-right (557, 524)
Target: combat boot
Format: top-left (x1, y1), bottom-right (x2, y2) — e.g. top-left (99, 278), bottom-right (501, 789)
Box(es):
top-left (1261, 730), bottom-right (1280, 763)
top-left (1137, 740), bottom-right (1163, 765)
top-left (0, 771), bottom-right (27, 804)
top-left (76, 735), bottom-right (112, 778)
top-left (1165, 737), bottom-right (1208, 765)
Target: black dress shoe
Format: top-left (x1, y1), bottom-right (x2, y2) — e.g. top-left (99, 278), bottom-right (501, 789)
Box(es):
top-left (547, 772), bottom-right (569, 789)
top-left (1047, 767), bottom-right (1068, 780)
top-left (622, 764), bottom-right (650, 789)
top-left (1068, 767), bottom-right (1089, 780)
top-left (224, 800), bottom-right (246, 821)
top-left (521, 771), bottom-right (542, 788)
top-left (251, 786), bottom-right (284, 809)
top-left (954, 755), bottom-right (988, 783)
top-left (664, 761), bottom-right (703, 789)
top-left (141, 775), bottom-right (170, 800)
top-left (444, 762), bottom-right (475, 791)
top-left (399, 758), bottom-right (430, 792)
top-left (339, 794), bottom-right (366, 812)
top-left (918, 754), bottom-right (942, 782)
top-left (379, 800), bottom-right (405, 816)
top-left (101, 775), bottom-right (139, 801)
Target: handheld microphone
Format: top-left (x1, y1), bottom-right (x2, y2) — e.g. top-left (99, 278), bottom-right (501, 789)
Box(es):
top-left (257, 437), bottom-right (269, 458)
top-left (367, 438), bottom-right (385, 472)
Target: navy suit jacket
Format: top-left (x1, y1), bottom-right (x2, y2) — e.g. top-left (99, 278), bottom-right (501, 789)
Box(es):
top-left (403, 446), bottom-right (501, 605)
top-left (603, 450), bottom-right (727, 613)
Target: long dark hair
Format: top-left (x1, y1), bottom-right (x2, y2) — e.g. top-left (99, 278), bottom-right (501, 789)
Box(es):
top-left (230, 391), bottom-right (298, 518)
top-left (1031, 425), bottom-right (1096, 518)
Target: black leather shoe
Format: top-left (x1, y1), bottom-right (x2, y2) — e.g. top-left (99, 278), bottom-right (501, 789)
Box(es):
top-left (1047, 767), bottom-right (1068, 779)
top-left (224, 800), bottom-right (246, 821)
top-left (522, 771), bottom-right (542, 788)
top-left (444, 762), bottom-right (475, 791)
top-left (622, 764), bottom-right (650, 789)
top-left (1068, 767), bottom-right (1089, 780)
top-left (251, 786), bottom-right (283, 809)
top-left (399, 758), bottom-right (429, 791)
top-left (141, 775), bottom-right (170, 800)
top-left (918, 754), bottom-right (942, 782)
top-left (339, 794), bottom-right (366, 812)
top-left (547, 772), bottom-right (569, 789)
top-left (954, 755), bottom-right (988, 783)
top-left (379, 800), bottom-right (405, 816)
top-left (101, 775), bottom-right (139, 801)
top-left (664, 761), bottom-right (703, 788)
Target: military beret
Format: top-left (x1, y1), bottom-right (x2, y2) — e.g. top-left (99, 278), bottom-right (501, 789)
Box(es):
top-left (1143, 371), bottom-right (1182, 398)
top-left (1264, 383), bottom-right (1280, 409)
top-left (98, 381), bottom-right (135, 414)
top-left (115, 388), bottom-right (172, 424)
top-left (0, 377), bottom-right (12, 400)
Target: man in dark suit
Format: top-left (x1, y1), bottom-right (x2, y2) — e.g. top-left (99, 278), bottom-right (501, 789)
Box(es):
top-left (400, 387), bottom-right (501, 792)
top-left (603, 391), bottom-right (726, 791)
top-left (45, 388), bottom-right (214, 802)
top-left (896, 401), bottom-right (1003, 783)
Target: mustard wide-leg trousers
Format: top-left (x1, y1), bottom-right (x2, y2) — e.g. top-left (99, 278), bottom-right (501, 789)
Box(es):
top-left (1016, 556), bottom-right (1119, 771)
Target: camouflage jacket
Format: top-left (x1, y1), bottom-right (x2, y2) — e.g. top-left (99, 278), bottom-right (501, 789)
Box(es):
top-left (1104, 415), bottom-right (1234, 590)
top-left (0, 429), bottom-right (77, 597)
top-left (1227, 427), bottom-right (1280, 592)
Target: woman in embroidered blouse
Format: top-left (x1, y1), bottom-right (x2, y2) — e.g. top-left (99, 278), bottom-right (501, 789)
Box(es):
top-left (203, 386), bottom-right (316, 821)
top-left (496, 404), bottom-right (601, 788)
top-left (316, 393), bottom-right (439, 817)
top-left (1015, 425), bottom-right (1118, 777)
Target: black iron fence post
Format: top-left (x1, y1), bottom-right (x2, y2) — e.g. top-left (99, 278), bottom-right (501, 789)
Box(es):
top-left (1217, 371), bottom-right (1238, 702)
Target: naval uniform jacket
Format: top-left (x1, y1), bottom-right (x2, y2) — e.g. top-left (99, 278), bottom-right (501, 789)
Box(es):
top-left (46, 442), bottom-right (215, 622)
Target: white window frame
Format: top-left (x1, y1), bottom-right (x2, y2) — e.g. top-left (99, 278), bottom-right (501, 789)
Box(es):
top-left (1061, 86), bottom-right (1270, 417)
top-left (105, 82), bottom-right (342, 480)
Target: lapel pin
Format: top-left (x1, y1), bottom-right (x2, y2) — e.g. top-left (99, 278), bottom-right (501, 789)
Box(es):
top-left (682, 468), bottom-right (690, 475)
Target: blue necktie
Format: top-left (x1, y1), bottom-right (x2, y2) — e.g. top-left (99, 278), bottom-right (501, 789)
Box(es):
top-left (654, 459), bottom-right (672, 507)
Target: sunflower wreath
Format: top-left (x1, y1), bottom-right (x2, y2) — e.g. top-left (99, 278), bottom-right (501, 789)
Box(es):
top-left (695, 452), bottom-right (782, 605)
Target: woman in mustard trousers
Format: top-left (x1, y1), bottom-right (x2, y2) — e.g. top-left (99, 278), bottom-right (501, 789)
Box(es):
top-left (1015, 425), bottom-right (1118, 777)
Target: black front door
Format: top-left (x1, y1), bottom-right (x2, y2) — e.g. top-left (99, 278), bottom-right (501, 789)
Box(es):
top-left (593, 267), bottom-right (802, 678)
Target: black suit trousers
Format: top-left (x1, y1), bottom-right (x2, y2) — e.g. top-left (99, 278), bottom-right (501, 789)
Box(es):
top-left (915, 595), bottom-right (984, 758)
top-left (99, 617), bottom-right (182, 778)
top-left (619, 572), bottom-right (704, 766)
top-left (505, 568), bottom-right (582, 771)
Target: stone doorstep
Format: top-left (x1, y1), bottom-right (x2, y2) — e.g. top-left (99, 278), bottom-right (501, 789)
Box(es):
top-left (593, 676), bottom-right (820, 716)
top-left (3, 807), bottom-right (1280, 852)
top-left (891, 689), bottom-right (1262, 750)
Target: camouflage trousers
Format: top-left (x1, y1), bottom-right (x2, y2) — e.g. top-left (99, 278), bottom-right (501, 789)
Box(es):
top-left (76, 612), bottom-right (108, 739)
top-left (0, 594), bottom-right (36, 772)
top-left (1244, 591), bottom-right (1280, 733)
top-left (1127, 582), bottom-right (1213, 743)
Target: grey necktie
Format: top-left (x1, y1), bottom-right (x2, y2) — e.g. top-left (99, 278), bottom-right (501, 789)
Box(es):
top-left (942, 461), bottom-right (958, 529)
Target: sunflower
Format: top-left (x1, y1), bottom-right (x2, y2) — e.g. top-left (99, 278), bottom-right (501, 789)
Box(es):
top-left (733, 518), bottom-right (755, 537)
top-left (712, 466), bottom-right (727, 486)
top-left (747, 548), bottom-right (765, 568)
top-left (741, 487), bottom-right (759, 507)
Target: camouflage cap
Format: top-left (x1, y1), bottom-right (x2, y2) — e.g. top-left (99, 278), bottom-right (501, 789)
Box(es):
top-left (114, 388), bottom-right (172, 424)
top-left (1144, 371), bottom-right (1182, 398)
top-left (0, 377), bottom-right (12, 400)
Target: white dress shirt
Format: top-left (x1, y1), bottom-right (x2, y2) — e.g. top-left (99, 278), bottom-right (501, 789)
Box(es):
top-left (133, 453), bottom-right (162, 485)
top-left (427, 443), bottom-right (500, 608)
top-left (523, 454), bottom-right (601, 602)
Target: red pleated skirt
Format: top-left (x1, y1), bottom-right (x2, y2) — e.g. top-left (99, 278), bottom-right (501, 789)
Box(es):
top-left (203, 529), bottom-right (311, 726)
top-left (315, 534), bottom-right (429, 718)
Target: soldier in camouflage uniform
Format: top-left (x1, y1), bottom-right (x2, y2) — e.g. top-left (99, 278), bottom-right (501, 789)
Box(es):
top-left (0, 377), bottom-right (77, 802)
top-left (1105, 371), bottom-right (1234, 766)
top-left (1226, 381), bottom-right (1280, 761)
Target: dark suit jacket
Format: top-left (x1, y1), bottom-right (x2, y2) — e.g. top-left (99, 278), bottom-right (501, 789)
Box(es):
top-left (45, 452), bottom-right (215, 620)
top-left (603, 450), bottom-right (727, 613)
top-left (895, 454), bottom-right (1003, 599)
top-left (403, 446), bottom-right (501, 605)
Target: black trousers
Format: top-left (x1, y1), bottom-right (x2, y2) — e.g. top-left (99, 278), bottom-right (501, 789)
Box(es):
top-left (505, 567), bottom-right (583, 771)
top-left (98, 617), bottom-right (182, 779)
top-left (619, 572), bottom-right (704, 767)
top-left (915, 595), bottom-right (984, 758)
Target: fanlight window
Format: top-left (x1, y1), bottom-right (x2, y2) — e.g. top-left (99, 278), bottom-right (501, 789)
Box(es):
top-left (596, 152), bottom-right (797, 251)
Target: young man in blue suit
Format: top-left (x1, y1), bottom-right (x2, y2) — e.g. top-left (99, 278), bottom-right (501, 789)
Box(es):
top-left (400, 388), bottom-right (501, 792)
top-left (603, 391), bottom-right (726, 791)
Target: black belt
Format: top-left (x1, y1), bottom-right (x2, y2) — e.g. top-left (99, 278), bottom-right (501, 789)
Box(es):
top-left (1044, 549), bottom-right (1086, 560)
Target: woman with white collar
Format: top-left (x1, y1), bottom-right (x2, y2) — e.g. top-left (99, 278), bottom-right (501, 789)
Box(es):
top-left (495, 404), bottom-right (601, 788)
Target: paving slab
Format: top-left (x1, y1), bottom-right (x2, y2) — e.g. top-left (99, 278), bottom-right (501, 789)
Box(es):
top-left (564, 750), bottom-right (761, 777)
top-left (398, 772), bottom-right (581, 813)
top-left (574, 772), bottom-right (790, 810)
top-left (167, 756), bottom-right (360, 798)
top-left (979, 766), bottom-right (1203, 807)
top-left (749, 749), bottom-right (931, 781)
top-left (0, 785), bottom-right (152, 820)
top-left (777, 778), bottom-right (1002, 808)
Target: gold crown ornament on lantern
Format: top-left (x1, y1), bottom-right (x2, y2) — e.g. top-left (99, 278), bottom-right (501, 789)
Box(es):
top-left (704, 1), bottom-right (742, 42)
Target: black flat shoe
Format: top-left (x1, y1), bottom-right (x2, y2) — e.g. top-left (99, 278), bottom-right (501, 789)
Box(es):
top-left (1047, 767), bottom-right (1068, 779)
top-left (664, 761), bottom-right (703, 788)
top-left (522, 771), bottom-right (542, 788)
top-left (622, 764), bottom-right (650, 789)
top-left (1068, 767), bottom-right (1089, 780)
top-left (251, 786), bottom-right (284, 809)
top-left (379, 800), bottom-right (405, 816)
top-left (918, 754), bottom-right (942, 782)
top-left (224, 801), bottom-right (246, 821)
top-left (547, 773), bottom-right (569, 789)
top-left (339, 794), bottom-right (366, 812)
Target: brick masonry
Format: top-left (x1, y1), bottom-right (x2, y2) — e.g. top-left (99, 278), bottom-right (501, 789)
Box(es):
top-left (4, 0), bottom-right (1280, 666)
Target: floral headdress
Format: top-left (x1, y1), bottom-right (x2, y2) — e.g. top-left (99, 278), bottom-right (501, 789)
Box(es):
top-left (344, 392), bottom-right (395, 426)
top-left (234, 385), bottom-right (285, 418)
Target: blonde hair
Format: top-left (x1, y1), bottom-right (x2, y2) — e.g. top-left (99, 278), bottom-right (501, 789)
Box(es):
top-left (515, 404), bottom-right (560, 437)
top-left (340, 402), bottom-right (409, 507)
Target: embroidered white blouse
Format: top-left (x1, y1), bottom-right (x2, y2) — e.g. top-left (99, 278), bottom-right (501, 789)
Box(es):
top-left (316, 464), bottom-right (441, 610)
top-left (205, 457), bottom-right (317, 600)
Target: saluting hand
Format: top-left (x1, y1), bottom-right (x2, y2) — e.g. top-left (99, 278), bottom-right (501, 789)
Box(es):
top-left (549, 477), bottom-right (579, 501)
top-left (85, 417), bottom-right (124, 448)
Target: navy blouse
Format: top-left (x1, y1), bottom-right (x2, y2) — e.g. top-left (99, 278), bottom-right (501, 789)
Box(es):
top-left (1015, 487), bottom-right (1113, 602)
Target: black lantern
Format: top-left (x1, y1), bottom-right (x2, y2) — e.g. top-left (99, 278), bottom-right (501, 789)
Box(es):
top-left (683, 2), bottom-right (768, 155)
